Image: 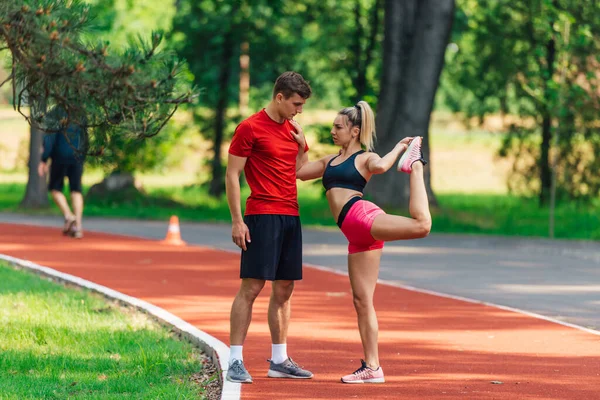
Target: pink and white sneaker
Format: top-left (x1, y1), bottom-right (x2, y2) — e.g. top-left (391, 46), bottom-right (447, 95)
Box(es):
top-left (341, 360), bottom-right (385, 384)
top-left (397, 136), bottom-right (427, 173)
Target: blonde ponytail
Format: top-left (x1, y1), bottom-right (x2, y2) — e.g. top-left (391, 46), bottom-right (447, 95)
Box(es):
top-left (338, 100), bottom-right (376, 151)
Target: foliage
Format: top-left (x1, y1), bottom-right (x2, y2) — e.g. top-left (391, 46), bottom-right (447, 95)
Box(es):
top-left (83, 0), bottom-right (185, 175)
top-left (85, 118), bottom-right (186, 174)
top-left (169, 0), bottom-right (383, 195)
top-left (440, 0), bottom-right (600, 202)
top-left (170, 0), bottom-right (383, 123)
top-left (87, 0), bottom-right (177, 50)
top-left (0, 0), bottom-right (195, 155)
top-left (309, 122), bottom-right (335, 146)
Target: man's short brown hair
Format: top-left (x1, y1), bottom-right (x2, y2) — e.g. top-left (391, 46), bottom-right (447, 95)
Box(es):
top-left (272, 71), bottom-right (312, 100)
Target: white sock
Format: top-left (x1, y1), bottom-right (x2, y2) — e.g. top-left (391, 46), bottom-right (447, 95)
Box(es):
top-left (229, 345), bottom-right (243, 363)
top-left (271, 344), bottom-right (288, 364)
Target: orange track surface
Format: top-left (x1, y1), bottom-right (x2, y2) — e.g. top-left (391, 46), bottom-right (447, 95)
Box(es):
top-left (2, 223), bottom-right (599, 400)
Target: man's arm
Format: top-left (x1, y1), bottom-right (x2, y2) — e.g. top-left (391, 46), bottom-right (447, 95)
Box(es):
top-left (296, 143), bottom-right (309, 172)
top-left (40, 133), bottom-right (56, 163)
top-left (289, 119), bottom-right (309, 172)
top-left (38, 133), bottom-right (57, 176)
top-left (226, 153), bottom-right (251, 250)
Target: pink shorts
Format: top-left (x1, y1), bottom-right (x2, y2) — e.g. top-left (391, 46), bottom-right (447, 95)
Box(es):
top-left (339, 198), bottom-right (385, 254)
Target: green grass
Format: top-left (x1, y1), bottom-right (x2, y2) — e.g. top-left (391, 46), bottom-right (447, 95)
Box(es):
top-left (1, 181), bottom-right (598, 240)
top-left (86, 182), bottom-right (335, 225)
top-left (0, 262), bottom-right (217, 399)
top-left (428, 193), bottom-right (600, 240)
top-left (0, 183), bottom-right (22, 209)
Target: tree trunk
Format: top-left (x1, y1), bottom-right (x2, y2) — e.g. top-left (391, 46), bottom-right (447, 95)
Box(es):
top-left (239, 41), bottom-right (250, 117)
top-left (20, 121), bottom-right (50, 208)
top-left (540, 112), bottom-right (552, 205)
top-left (352, 0), bottom-right (365, 101)
top-left (366, 0), bottom-right (455, 208)
top-left (209, 0), bottom-right (239, 197)
top-left (352, 0), bottom-right (382, 102)
top-left (539, 37), bottom-right (556, 206)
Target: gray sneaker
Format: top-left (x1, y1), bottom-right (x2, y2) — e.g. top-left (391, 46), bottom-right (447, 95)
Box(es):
top-left (267, 357), bottom-right (313, 379)
top-left (226, 359), bottom-right (253, 383)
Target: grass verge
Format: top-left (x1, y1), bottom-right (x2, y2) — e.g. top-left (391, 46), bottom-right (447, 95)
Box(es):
top-left (0, 182), bottom-right (598, 240)
top-left (0, 262), bottom-right (220, 399)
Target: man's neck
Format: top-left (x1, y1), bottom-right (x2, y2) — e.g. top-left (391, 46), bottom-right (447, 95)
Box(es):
top-left (264, 102), bottom-right (284, 124)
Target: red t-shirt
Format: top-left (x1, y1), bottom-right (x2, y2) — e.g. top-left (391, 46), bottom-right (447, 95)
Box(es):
top-left (229, 109), bottom-right (309, 216)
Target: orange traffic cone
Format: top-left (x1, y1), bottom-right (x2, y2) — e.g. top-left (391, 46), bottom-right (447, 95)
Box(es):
top-left (161, 215), bottom-right (186, 246)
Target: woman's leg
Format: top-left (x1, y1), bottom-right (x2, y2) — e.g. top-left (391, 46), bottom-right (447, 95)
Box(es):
top-left (348, 249), bottom-right (382, 369)
top-left (370, 161), bottom-right (431, 241)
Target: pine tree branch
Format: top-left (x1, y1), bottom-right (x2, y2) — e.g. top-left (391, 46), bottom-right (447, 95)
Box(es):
top-left (0, 71), bottom-right (12, 88)
top-left (1, 0), bottom-right (198, 149)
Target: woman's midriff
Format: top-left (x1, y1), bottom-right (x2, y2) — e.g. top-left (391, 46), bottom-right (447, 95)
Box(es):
top-left (326, 188), bottom-right (364, 222)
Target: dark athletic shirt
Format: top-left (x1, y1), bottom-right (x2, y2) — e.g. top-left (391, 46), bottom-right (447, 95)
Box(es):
top-left (41, 124), bottom-right (85, 165)
top-left (322, 150), bottom-right (367, 193)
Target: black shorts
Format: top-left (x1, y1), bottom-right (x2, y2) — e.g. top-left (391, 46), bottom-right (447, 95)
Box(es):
top-left (48, 161), bottom-right (83, 193)
top-left (240, 215), bottom-right (303, 281)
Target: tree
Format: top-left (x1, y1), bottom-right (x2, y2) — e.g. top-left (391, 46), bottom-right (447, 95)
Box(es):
top-left (292, 0), bottom-right (384, 107)
top-left (350, 0), bottom-right (383, 103)
top-left (441, 0), bottom-right (600, 204)
top-left (20, 106), bottom-right (49, 208)
top-left (84, 0), bottom-right (184, 196)
top-left (172, 0), bottom-right (385, 196)
top-left (1, 0), bottom-right (194, 207)
top-left (366, 0), bottom-right (456, 208)
top-left (171, 0), bottom-right (248, 197)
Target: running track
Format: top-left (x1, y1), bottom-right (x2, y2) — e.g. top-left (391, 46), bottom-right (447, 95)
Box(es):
top-left (1, 222), bottom-right (599, 399)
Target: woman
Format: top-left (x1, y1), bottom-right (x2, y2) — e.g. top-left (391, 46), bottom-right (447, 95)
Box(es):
top-left (291, 101), bottom-right (432, 384)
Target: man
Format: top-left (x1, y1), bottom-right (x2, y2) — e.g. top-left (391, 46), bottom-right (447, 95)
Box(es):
top-left (38, 107), bottom-right (87, 239)
top-left (225, 71), bottom-right (313, 383)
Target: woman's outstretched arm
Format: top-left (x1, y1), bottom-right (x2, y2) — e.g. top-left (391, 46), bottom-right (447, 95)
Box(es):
top-left (366, 137), bottom-right (413, 174)
top-left (289, 119), bottom-right (334, 181)
top-left (297, 154), bottom-right (333, 181)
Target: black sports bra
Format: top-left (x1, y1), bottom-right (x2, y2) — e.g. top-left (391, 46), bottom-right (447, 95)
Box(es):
top-left (322, 150), bottom-right (367, 193)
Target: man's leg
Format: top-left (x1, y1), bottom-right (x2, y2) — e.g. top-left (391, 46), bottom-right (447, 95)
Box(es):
top-left (230, 278), bottom-right (265, 346)
top-left (50, 190), bottom-right (74, 222)
top-left (266, 280), bottom-right (312, 379)
top-left (48, 162), bottom-right (74, 231)
top-left (268, 280), bottom-right (294, 351)
top-left (70, 191), bottom-right (84, 233)
top-left (266, 216), bottom-right (312, 379)
top-left (67, 163), bottom-right (84, 237)
top-left (227, 278), bottom-right (264, 384)
top-left (233, 214), bottom-right (282, 350)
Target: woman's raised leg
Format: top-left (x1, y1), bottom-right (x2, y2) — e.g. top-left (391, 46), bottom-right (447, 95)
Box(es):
top-left (370, 161), bottom-right (431, 241)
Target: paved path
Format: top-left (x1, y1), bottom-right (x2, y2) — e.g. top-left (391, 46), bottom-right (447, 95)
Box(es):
top-left (2, 220), bottom-right (600, 399)
top-left (2, 213), bottom-right (599, 330)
